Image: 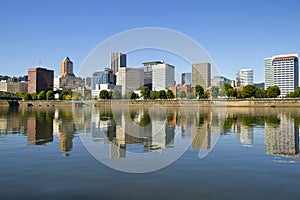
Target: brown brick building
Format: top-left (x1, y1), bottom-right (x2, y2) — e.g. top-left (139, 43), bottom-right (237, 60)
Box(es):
top-left (28, 67), bottom-right (54, 93)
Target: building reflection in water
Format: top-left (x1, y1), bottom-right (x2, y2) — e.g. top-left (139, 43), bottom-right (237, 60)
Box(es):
top-left (53, 109), bottom-right (75, 153)
top-left (265, 114), bottom-right (299, 158)
top-left (90, 107), bottom-right (217, 158)
top-left (27, 111), bottom-right (54, 145)
top-left (236, 124), bottom-right (254, 146)
top-left (91, 108), bottom-right (178, 158)
top-left (2, 106), bottom-right (300, 159)
top-left (191, 112), bottom-right (211, 150)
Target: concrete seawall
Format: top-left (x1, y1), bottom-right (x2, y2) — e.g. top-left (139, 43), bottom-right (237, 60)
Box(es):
top-left (0, 99), bottom-right (300, 107)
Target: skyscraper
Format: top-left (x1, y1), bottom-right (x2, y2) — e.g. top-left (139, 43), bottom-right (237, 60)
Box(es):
top-left (191, 62), bottom-right (211, 89)
top-left (264, 54), bottom-right (299, 96)
top-left (150, 61), bottom-right (175, 91)
top-left (110, 52), bottom-right (127, 74)
top-left (264, 57), bottom-right (273, 89)
top-left (28, 67), bottom-right (54, 93)
top-left (59, 57), bottom-right (74, 77)
top-left (116, 67), bottom-right (144, 96)
top-left (237, 69), bottom-right (253, 86)
top-left (181, 73), bottom-right (191, 85)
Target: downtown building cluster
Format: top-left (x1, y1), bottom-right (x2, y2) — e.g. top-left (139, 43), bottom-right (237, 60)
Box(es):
top-left (1, 52), bottom-right (299, 99)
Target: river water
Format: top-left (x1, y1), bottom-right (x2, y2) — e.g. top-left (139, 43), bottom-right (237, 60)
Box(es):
top-left (0, 106), bottom-right (300, 199)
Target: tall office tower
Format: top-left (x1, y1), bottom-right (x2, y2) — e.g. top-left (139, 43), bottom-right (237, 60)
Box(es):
top-left (28, 67), bottom-right (54, 93)
top-left (150, 61), bottom-right (175, 91)
top-left (191, 62), bottom-right (211, 89)
top-left (116, 67), bottom-right (144, 96)
top-left (237, 69), bottom-right (253, 86)
top-left (264, 57), bottom-right (273, 89)
top-left (110, 52), bottom-right (127, 74)
top-left (264, 54), bottom-right (299, 96)
top-left (59, 57), bottom-right (75, 77)
top-left (181, 72), bottom-right (191, 85)
top-left (273, 54), bottom-right (298, 96)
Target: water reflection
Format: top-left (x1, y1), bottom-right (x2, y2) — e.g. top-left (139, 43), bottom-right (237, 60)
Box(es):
top-left (0, 107), bottom-right (299, 159)
top-left (265, 113), bottom-right (299, 158)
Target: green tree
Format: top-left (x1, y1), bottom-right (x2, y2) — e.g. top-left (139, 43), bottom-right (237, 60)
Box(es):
top-left (293, 87), bottom-right (300, 97)
top-left (241, 85), bottom-right (258, 98)
top-left (112, 90), bottom-right (121, 99)
top-left (220, 82), bottom-right (232, 97)
top-left (130, 92), bottom-right (139, 100)
top-left (59, 90), bottom-right (72, 100)
top-left (200, 92), bottom-right (209, 99)
top-left (123, 91), bottom-right (139, 100)
top-left (255, 88), bottom-right (265, 98)
top-left (37, 91), bottom-right (46, 100)
top-left (210, 86), bottom-right (219, 99)
top-left (99, 90), bottom-right (109, 99)
top-left (166, 90), bottom-right (174, 99)
top-left (266, 86), bottom-right (280, 98)
top-left (108, 91), bottom-right (113, 99)
top-left (178, 90), bottom-right (186, 99)
top-left (226, 88), bottom-right (236, 98)
top-left (31, 93), bottom-right (37, 100)
top-left (194, 85), bottom-right (204, 99)
top-left (23, 93), bottom-right (32, 100)
top-left (158, 90), bottom-right (167, 99)
top-left (141, 86), bottom-right (150, 99)
top-left (150, 91), bottom-right (158, 99)
top-left (46, 90), bottom-right (55, 100)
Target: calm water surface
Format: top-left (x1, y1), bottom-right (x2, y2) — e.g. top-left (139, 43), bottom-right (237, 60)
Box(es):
top-left (0, 106), bottom-right (300, 200)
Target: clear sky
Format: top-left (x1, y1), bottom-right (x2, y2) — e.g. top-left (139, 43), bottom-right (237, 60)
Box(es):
top-left (1, 0), bottom-right (300, 82)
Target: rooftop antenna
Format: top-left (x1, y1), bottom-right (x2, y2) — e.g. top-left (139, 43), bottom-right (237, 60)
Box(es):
top-left (39, 59), bottom-right (41, 66)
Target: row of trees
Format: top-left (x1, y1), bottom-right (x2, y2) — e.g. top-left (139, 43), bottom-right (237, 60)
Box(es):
top-left (98, 87), bottom-right (176, 100)
top-left (286, 87), bottom-right (300, 98)
top-left (211, 83), bottom-right (281, 99)
top-left (16, 90), bottom-right (75, 101)
top-left (17, 91), bottom-right (55, 100)
top-left (98, 85), bottom-right (209, 100)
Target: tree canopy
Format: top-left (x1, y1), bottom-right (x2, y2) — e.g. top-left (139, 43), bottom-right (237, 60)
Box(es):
top-left (241, 85), bottom-right (258, 98)
top-left (141, 86), bottom-right (150, 99)
top-left (266, 86), bottom-right (280, 98)
top-left (99, 90), bottom-right (110, 99)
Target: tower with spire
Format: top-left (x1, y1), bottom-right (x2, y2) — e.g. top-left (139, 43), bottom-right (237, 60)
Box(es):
top-left (59, 57), bottom-right (75, 77)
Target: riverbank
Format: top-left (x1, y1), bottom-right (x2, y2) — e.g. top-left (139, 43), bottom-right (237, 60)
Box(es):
top-left (1, 99), bottom-right (300, 107)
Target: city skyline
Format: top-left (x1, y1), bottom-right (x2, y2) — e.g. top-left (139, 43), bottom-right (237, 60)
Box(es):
top-left (1, 0), bottom-right (300, 83)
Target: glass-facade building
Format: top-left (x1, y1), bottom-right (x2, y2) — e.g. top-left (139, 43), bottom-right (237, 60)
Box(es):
top-left (92, 68), bottom-right (114, 90)
top-left (181, 73), bottom-right (191, 85)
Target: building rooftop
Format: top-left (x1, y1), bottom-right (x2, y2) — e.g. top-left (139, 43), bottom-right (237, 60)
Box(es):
top-left (142, 61), bottom-right (164, 66)
top-left (63, 57), bottom-right (72, 63)
top-left (272, 54), bottom-right (298, 60)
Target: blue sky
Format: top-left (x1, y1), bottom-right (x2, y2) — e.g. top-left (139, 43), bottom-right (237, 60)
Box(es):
top-left (1, 0), bottom-right (300, 82)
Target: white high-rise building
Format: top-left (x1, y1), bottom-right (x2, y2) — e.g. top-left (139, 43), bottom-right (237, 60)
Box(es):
top-left (237, 69), bottom-right (253, 86)
top-left (151, 61), bottom-right (175, 91)
top-left (116, 67), bottom-right (144, 96)
top-left (264, 54), bottom-right (299, 96)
